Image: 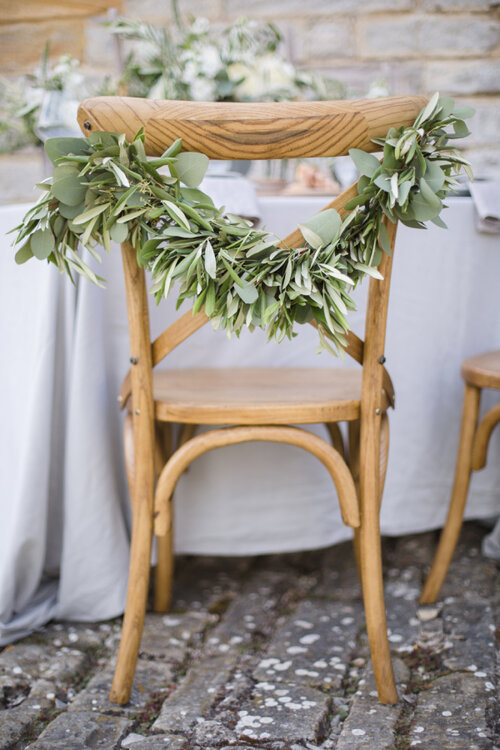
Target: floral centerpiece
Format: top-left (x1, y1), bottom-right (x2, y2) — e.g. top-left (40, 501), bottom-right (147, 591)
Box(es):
top-left (109, 13), bottom-right (341, 103)
top-left (12, 94), bottom-right (472, 355)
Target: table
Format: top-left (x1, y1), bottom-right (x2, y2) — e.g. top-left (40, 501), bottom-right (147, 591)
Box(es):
top-left (1, 196), bottom-right (499, 643)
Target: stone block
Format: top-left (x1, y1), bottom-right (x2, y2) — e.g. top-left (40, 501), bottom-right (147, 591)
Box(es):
top-left (224, 0), bottom-right (412, 15)
top-left (28, 710), bottom-right (132, 749)
top-left (359, 15), bottom-right (500, 58)
top-left (152, 653), bottom-right (237, 732)
top-left (419, 0), bottom-right (492, 9)
top-left (295, 19), bottom-right (355, 63)
top-left (140, 611), bottom-right (214, 661)
top-left (418, 16), bottom-right (500, 56)
top-left (0, 679), bottom-right (56, 750)
top-left (253, 598), bottom-right (363, 690)
top-left (234, 681), bottom-right (331, 743)
top-left (205, 569), bottom-right (289, 655)
top-left (441, 601), bottom-right (496, 673)
top-left (69, 657), bottom-right (174, 716)
top-left (0, 21), bottom-right (86, 74)
top-left (333, 658), bottom-right (409, 748)
top-left (121, 734), bottom-right (186, 749)
top-left (409, 672), bottom-right (494, 748)
top-left (122, 0), bottom-right (222, 23)
top-left (424, 60), bottom-right (500, 95)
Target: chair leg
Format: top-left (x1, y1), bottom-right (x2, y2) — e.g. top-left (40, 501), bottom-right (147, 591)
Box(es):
top-left (348, 420), bottom-right (362, 575)
top-left (110, 495), bottom-right (154, 704)
top-left (154, 504), bottom-right (174, 612)
top-left (420, 383), bottom-right (481, 604)
top-left (154, 423), bottom-right (174, 612)
top-left (358, 412), bottom-right (398, 704)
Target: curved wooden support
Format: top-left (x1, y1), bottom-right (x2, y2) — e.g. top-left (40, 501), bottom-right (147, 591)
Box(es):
top-left (471, 402), bottom-right (500, 470)
top-left (420, 384), bottom-right (481, 605)
top-left (154, 425), bottom-right (359, 536)
top-left (326, 422), bottom-right (345, 458)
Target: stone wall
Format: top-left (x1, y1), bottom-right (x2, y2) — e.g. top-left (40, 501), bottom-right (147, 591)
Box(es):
top-left (118, 0), bottom-right (500, 178)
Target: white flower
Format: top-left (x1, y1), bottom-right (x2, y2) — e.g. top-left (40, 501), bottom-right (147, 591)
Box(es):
top-left (197, 45), bottom-right (222, 77)
top-left (190, 17), bottom-right (210, 35)
top-left (188, 77), bottom-right (216, 101)
top-left (227, 61), bottom-right (252, 83)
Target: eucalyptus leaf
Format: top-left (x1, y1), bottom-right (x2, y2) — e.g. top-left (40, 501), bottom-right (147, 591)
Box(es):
top-left (174, 152), bottom-right (210, 188)
top-left (30, 229), bottom-right (55, 260)
top-left (44, 137), bottom-right (89, 165)
top-left (110, 222), bottom-right (129, 243)
top-left (349, 148), bottom-right (380, 178)
top-left (301, 209), bottom-right (342, 246)
top-left (15, 242), bottom-right (34, 264)
top-left (236, 282), bottom-right (259, 304)
top-left (52, 167), bottom-right (87, 206)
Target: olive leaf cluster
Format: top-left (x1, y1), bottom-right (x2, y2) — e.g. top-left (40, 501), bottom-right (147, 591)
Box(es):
top-left (12, 94), bottom-right (472, 355)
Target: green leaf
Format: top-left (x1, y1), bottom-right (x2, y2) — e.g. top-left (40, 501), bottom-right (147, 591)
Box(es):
top-left (116, 208), bottom-right (148, 223)
top-left (174, 152), bottom-right (210, 188)
top-left (349, 149), bottom-right (380, 178)
top-left (431, 214), bottom-right (448, 229)
top-left (204, 239), bottom-right (217, 279)
top-left (419, 177), bottom-right (442, 211)
top-left (15, 242), bottom-right (34, 264)
top-left (163, 138), bottom-right (183, 158)
top-left (72, 203), bottom-right (110, 225)
top-left (301, 209), bottom-right (342, 246)
top-left (181, 187), bottom-right (214, 206)
top-left (162, 200), bottom-right (191, 231)
top-left (424, 161), bottom-right (445, 193)
top-left (397, 180), bottom-right (412, 206)
top-left (110, 222), bottom-right (129, 243)
top-left (374, 174), bottom-right (391, 192)
top-left (44, 137), bottom-right (89, 165)
top-left (30, 229), bottom-right (55, 260)
top-left (236, 282), bottom-right (259, 304)
top-left (415, 91), bottom-right (440, 127)
top-left (452, 104), bottom-right (475, 120)
top-left (52, 166), bottom-right (87, 206)
top-left (298, 224), bottom-right (323, 250)
top-left (453, 120), bottom-right (471, 138)
top-left (378, 222), bottom-right (391, 255)
top-left (59, 202), bottom-right (85, 219)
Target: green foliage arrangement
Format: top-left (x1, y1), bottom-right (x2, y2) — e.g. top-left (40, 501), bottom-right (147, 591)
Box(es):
top-left (12, 94), bottom-right (473, 354)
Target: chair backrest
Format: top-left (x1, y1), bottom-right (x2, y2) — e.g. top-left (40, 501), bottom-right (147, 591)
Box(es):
top-left (77, 95), bottom-right (426, 419)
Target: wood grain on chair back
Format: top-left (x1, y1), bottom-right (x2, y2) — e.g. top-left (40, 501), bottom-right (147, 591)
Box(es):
top-left (78, 95), bottom-right (427, 158)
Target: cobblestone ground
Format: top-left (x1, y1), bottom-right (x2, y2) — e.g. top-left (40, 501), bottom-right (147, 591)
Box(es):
top-left (0, 522), bottom-right (498, 750)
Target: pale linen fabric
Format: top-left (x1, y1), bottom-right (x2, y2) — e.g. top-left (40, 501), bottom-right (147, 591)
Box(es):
top-left (0, 196), bottom-right (499, 643)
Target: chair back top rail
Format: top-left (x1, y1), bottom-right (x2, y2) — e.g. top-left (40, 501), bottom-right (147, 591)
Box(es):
top-left (77, 95), bottom-right (427, 159)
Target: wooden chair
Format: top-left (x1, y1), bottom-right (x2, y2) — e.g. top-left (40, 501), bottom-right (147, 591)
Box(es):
top-left (77, 94), bottom-right (427, 705)
top-left (421, 351), bottom-right (500, 604)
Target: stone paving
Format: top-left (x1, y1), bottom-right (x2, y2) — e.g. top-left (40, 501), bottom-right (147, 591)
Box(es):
top-left (0, 522), bottom-right (498, 750)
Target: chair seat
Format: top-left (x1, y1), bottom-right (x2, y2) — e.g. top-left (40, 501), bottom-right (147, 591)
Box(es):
top-left (151, 367), bottom-right (382, 425)
top-left (461, 350), bottom-right (500, 390)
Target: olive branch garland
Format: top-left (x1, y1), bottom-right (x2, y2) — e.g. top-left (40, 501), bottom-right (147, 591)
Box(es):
top-left (12, 93), bottom-right (473, 354)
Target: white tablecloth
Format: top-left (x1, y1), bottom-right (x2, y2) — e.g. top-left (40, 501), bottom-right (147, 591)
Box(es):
top-left (1, 196), bottom-right (499, 642)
